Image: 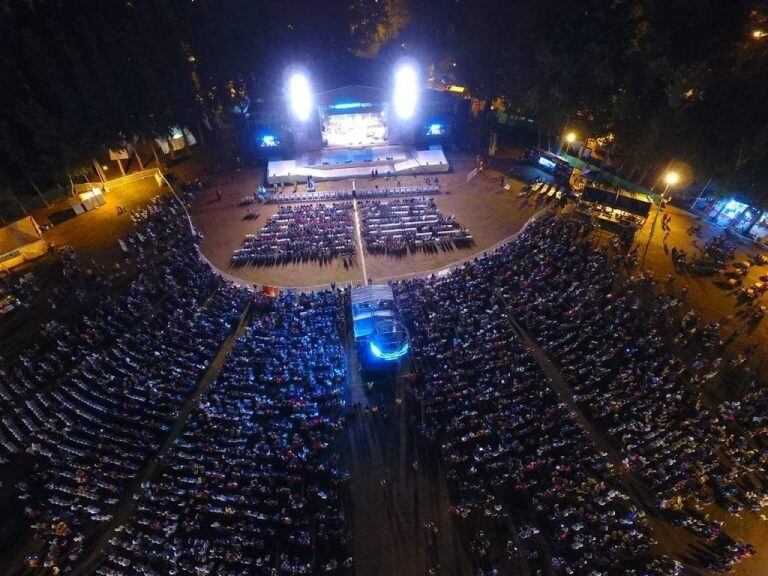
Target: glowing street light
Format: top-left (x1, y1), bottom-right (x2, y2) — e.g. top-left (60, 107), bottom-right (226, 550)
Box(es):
top-left (287, 72), bottom-right (313, 122)
top-left (664, 170), bottom-right (680, 188)
top-left (563, 131), bottom-right (578, 155)
top-left (753, 29), bottom-right (767, 39)
top-left (393, 64), bottom-right (419, 120)
top-left (641, 167), bottom-right (685, 269)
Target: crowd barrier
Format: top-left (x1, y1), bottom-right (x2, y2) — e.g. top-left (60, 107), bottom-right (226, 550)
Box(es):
top-left (264, 184), bottom-right (441, 204)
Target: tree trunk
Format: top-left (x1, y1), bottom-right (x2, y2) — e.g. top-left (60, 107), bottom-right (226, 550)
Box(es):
top-left (6, 188), bottom-right (28, 216)
top-left (27, 175), bottom-right (50, 207)
top-left (135, 149), bottom-right (144, 171)
top-left (167, 137), bottom-right (177, 160)
top-left (93, 159), bottom-right (106, 183)
top-left (690, 177), bottom-right (712, 211)
top-left (196, 119), bottom-right (206, 146)
top-left (116, 158), bottom-right (126, 176)
top-left (637, 165), bottom-right (650, 187)
top-left (150, 139), bottom-right (161, 167)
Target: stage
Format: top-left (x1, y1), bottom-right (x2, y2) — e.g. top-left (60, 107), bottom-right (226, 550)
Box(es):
top-left (267, 145), bottom-right (449, 184)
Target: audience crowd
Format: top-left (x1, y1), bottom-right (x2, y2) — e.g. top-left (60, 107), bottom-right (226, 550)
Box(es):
top-left (96, 290), bottom-right (351, 576)
top-left (359, 198), bottom-right (473, 255)
top-left (4, 184), bottom-right (768, 576)
top-left (394, 253), bottom-right (656, 575)
top-left (232, 204), bottom-right (354, 267)
top-left (394, 214), bottom-right (763, 574)
top-left (1, 201), bottom-right (251, 572)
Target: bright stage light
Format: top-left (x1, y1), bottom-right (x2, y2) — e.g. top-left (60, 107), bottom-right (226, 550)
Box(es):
top-left (288, 72), bottom-right (313, 122)
top-left (427, 123), bottom-right (445, 136)
top-left (259, 134), bottom-right (279, 147)
top-left (393, 64), bottom-right (418, 120)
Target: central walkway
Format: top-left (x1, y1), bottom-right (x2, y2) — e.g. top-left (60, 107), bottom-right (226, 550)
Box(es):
top-left (351, 181), bottom-right (369, 285)
top-left (340, 338), bottom-right (473, 576)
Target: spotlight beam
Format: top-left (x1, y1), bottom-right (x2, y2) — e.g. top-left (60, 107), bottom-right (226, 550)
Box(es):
top-left (393, 64), bottom-right (418, 121)
top-left (288, 72), bottom-right (313, 122)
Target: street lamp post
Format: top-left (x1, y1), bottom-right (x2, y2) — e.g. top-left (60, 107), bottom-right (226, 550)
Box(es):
top-left (564, 132), bottom-right (577, 156)
top-left (640, 170), bottom-right (679, 270)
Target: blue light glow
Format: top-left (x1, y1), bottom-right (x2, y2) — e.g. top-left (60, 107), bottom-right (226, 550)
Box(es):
top-left (394, 64), bottom-right (419, 120)
top-left (329, 102), bottom-right (373, 110)
top-left (260, 134), bottom-right (279, 147)
top-left (724, 199), bottom-right (747, 213)
top-left (426, 123), bottom-right (445, 136)
top-left (370, 340), bottom-right (410, 361)
top-left (288, 72), bottom-right (313, 121)
top-left (538, 157), bottom-right (557, 170)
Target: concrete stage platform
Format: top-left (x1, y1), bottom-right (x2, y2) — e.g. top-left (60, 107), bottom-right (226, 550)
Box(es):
top-left (267, 145), bottom-right (449, 184)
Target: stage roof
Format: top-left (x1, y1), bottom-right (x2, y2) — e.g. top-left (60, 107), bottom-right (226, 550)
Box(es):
top-left (582, 186), bottom-right (652, 217)
top-left (315, 85), bottom-right (386, 108)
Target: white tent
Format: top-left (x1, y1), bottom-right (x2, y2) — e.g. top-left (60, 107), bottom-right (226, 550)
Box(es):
top-left (154, 126), bottom-right (197, 155)
top-left (68, 188), bottom-right (105, 214)
top-left (0, 216), bottom-right (47, 270)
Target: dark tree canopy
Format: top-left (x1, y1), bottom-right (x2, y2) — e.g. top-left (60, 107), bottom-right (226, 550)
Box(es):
top-left (3, 0), bottom-right (768, 199)
top-left (404, 0), bottom-right (768, 194)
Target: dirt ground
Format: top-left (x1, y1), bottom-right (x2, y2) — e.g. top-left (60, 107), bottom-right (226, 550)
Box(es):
top-left (190, 154), bottom-right (539, 288)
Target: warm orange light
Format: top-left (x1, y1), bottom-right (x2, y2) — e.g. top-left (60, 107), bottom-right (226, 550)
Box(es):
top-left (565, 132), bottom-right (577, 144)
top-left (753, 29), bottom-right (767, 39)
top-left (102, 165), bottom-right (109, 170)
top-left (664, 170), bottom-right (680, 187)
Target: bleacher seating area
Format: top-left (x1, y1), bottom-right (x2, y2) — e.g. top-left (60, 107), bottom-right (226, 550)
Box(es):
top-left (232, 203), bottom-right (355, 267)
top-left (359, 198), bottom-right (473, 255)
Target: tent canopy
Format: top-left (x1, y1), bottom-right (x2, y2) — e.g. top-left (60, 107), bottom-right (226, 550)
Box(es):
top-left (0, 216), bottom-right (41, 254)
top-left (582, 186), bottom-right (652, 217)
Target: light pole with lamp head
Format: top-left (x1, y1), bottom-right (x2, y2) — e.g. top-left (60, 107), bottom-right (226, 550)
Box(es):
top-left (640, 169), bottom-right (680, 270)
top-left (564, 132), bottom-right (577, 156)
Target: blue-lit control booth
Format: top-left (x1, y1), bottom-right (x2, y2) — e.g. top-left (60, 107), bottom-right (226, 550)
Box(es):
top-left (351, 285), bottom-right (409, 369)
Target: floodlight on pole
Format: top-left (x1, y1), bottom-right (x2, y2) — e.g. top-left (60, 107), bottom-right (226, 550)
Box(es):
top-left (288, 72), bottom-right (313, 122)
top-left (393, 64), bottom-right (419, 120)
